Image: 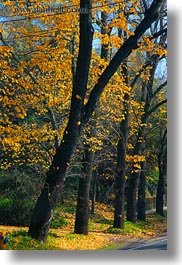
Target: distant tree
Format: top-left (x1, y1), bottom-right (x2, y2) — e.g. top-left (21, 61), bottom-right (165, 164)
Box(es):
top-left (156, 129), bottom-right (167, 216)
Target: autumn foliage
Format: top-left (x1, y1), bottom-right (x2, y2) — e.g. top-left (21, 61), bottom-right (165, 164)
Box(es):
top-left (0, 0), bottom-right (167, 243)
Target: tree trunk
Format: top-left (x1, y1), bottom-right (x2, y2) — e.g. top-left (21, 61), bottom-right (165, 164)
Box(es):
top-left (114, 92), bottom-right (129, 229)
top-left (127, 136), bottom-right (143, 223)
top-left (156, 130), bottom-right (167, 216)
top-left (28, 170), bottom-right (65, 241)
top-left (91, 169), bottom-right (97, 214)
top-left (156, 172), bottom-right (164, 216)
top-left (114, 174), bottom-right (126, 229)
top-left (137, 161), bottom-right (146, 221)
top-left (28, 129), bottom-right (80, 241)
top-left (127, 171), bottom-right (140, 223)
top-left (74, 147), bottom-right (94, 235)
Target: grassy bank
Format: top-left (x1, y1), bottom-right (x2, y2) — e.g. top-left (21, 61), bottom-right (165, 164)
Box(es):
top-left (0, 202), bottom-right (167, 250)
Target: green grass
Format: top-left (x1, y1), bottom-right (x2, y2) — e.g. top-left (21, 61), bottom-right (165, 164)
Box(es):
top-left (105, 227), bottom-right (123, 234)
top-left (99, 243), bottom-right (121, 250)
top-left (104, 212), bottom-right (167, 236)
top-left (7, 230), bottom-right (57, 250)
top-left (50, 216), bottom-right (68, 229)
top-left (2, 202), bottom-right (167, 250)
top-left (59, 202), bottom-right (76, 214)
top-left (95, 218), bottom-right (113, 225)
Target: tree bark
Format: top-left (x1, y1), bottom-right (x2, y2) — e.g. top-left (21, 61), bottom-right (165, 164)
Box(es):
top-left (91, 169), bottom-right (97, 214)
top-left (74, 147), bottom-right (94, 234)
top-left (137, 161), bottom-right (146, 221)
top-left (127, 133), bottom-right (143, 223)
top-left (114, 82), bottom-right (129, 228)
top-left (156, 129), bottom-right (167, 216)
top-left (114, 167), bottom-right (126, 229)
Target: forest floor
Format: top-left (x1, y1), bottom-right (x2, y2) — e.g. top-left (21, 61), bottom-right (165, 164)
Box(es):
top-left (0, 201), bottom-right (167, 250)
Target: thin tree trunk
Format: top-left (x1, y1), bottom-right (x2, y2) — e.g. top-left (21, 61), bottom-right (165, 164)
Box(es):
top-left (91, 169), bottom-right (97, 214)
top-left (137, 161), bottom-right (146, 221)
top-left (114, 173), bottom-right (126, 229)
top-left (114, 93), bottom-right (129, 228)
top-left (74, 147), bottom-right (94, 235)
top-left (156, 171), bottom-right (164, 216)
top-left (127, 136), bottom-right (143, 223)
top-left (156, 130), bottom-right (167, 216)
top-left (74, 10), bottom-right (110, 232)
top-left (113, 24), bottom-right (130, 229)
top-left (103, 180), bottom-right (115, 203)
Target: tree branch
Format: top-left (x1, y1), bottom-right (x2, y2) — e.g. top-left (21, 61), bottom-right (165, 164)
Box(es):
top-left (146, 99), bottom-right (167, 118)
top-left (152, 81), bottom-right (167, 98)
top-left (82, 0), bottom-right (164, 125)
top-left (149, 27), bottom-right (167, 40)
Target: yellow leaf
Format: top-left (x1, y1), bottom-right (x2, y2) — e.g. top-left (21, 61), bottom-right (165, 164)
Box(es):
top-left (76, 95), bottom-right (81, 100)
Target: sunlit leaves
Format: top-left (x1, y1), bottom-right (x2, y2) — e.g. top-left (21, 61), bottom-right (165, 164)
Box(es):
top-left (0, 0), bottom-right (167, 183)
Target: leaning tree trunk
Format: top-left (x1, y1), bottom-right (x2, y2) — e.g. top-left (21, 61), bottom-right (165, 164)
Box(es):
top-left (28, 0), bottom-right (93, 242)
top-left (74, 146), bottom-right (94, 235)
top-left (28, 114), bottom-right (87, 241)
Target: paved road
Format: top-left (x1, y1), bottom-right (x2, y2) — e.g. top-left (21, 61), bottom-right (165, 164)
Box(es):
top-left (119, 233), bottom-right (167, 250)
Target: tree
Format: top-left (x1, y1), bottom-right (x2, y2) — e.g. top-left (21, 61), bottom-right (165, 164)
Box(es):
top-left (137, 160), bottom-right (147, 220)
top-left (74, 7), bottom-right (111, 234)
top-left (74, 145), bottom-right (94, 234)
top-left (113, 58), bottom-right (130, 229)
top-left (156, 128), bottom-right (167, 216)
